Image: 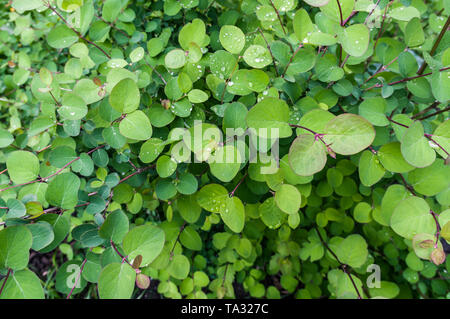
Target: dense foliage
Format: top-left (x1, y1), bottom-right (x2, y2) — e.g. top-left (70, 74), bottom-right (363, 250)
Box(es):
top-left (0, 0), bottom-right (449, 299)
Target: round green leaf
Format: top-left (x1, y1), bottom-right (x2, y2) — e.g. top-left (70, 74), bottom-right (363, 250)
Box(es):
top-left (6, 150), bottom-right (40, 184)
top-left (122, 225), bottom-right (165, 266)
top-left (323, 114), bottom-right (376, 155)
top-left (119, 110), bottom-right (152, 141)
top-left (275, 184), bottom-right (301, 214)
top-left (219, 25), bottom-right (245, 54)
top-left (391, 197), bottom-right (436, 239)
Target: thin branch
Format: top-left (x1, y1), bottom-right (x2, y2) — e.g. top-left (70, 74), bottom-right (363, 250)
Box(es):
top-left (386, 116), bottom-right (450, 156)
top-left (417, 16), bottom-right (450, 75)
top-left (364, 47), bottom-right (408, 83)
top-left (364, 0), bottom-right (381, 26)
top-left (143, 58), bottom-right (167, 85)
top-left (365, 66), bottom-right (450, 90)
top-left (66, 248), bottom-right (92, 299)
top-left (281, 43), bottom-right (303, 78)
top-left (0, 269), bottom-right (12, 297)
top-left (110, 240), bottom-right (131, 266)
top-left (258, 28), bottom-right (279, 77)
top-left (315, 228), bottom-right (363, 299)
top-left (336, 0), bottom-right (344, 26)
top-left (221, 56), bottom-right (241, 104)
top-left (169, 222), bottom-right (186, 260)
top-left (417, 105), bottom-right (450, 121)
top-left (268, 0), bottom-right (287, 36)
top-left (0, 145), bottom-right (105, 193)
top-left (411, 101), bottom-right (441, 119)
top-left (229, 172), bottom-right (248, 197)
top-left (373, 0), bottom-right (394, 51)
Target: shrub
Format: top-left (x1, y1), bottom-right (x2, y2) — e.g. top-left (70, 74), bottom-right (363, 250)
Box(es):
top-left (0, 0), bottom-right (449, 299)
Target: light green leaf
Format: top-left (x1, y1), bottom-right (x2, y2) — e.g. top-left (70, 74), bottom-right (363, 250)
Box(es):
top-left (323, 113), bottom-right (376, 155)
top-left (275, 184), bottom-right (301, 214)
top-left (0, 269), bottom-right (44, 299)
top-left (289, 134), bottom-right (327, 176)
top-left (6, 151), bottom-right (40, 184)
top-left (246, 97), bottom-right (292, 138)
top-left (119, 110), bottom-right (152, 141)
top-left (45, 172), bottom-right (81, 209)
top-left (391, 197), bottom-right (436, 239)
top-left (98, 262), bottom-right (136, 299)
top-left (358, 150), bottom-right (385, 187)
top-left (47, 25), bottom-right (78, 49)
top-left (0, 225), bottom-right (32, 271)
top-left (109, 78), bottom-right (140, 114)
top-left (400, 121), bottom-right (436, 168)
top-left (122, 225), bottom-right (165, 266)
top-left (219, 25), bottom-right (245, 54)
top-left (243, 45), bottom-right (272, 69)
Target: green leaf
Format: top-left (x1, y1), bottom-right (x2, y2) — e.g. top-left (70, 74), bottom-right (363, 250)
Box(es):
top-left (165, 49), bottom-right (186, 69)
top-left (119, 110), bottom-right (152, 141)
top-left (0, 269), bottom-right (44, 299)
top-left (47, 25), bottom-right (78, 49)
top-left (220, 196), bottom-right (245, 233)
top-left (405, 18), bottom-right (424, 47)
top-left (209, 145), bottom-right (241, 182)
top-left (26, 221), bottom-right (55, 251)
top-left (246, 97), bottom-right (292, 138)
top-left (122, 225), bottom-right (165, 266)
top-left (99, 210), bottom-right (129, 243)
top-left (334, 234), bottom-right (368, 268)
top-left (168, 254), bottom-right (190, 280)
top-left (400, 121), bottom-right (436, 168)
top-left (358, 97), bottom-right (389, 126)
top-left (289, 134), bottom-right (327, 176)
top-left (98, 262), bottom-right (136, 299)
top-left (180, 226), bottom-right (202, 251)
top-left (219, 25), bottom-right (245, 54)
top-left (243, 45), bottom-right (272, 69)
top-left (45, 172), bottom-right (80, 209)
top-left (338, 24), bottom-right (369, 57)
top-left (358, 150), bottom-right (385, 187)
top-left (188, 89), bottom-right (208, 103)
top-left (59, 93), bottom-right (88, 120)
top-left (6, 150), bottom-right (40, 184)
top-left (178, 18), bottom-right (206, 51)
top-left (408, 159), bottom-right (449, 196)
top-left (109, 78), bottom-right (140, 114)
top-left (275, 184), bottom-right (301, 214)
top-left (0, 128), bottom-right (13, 148)
top-left (391, 197), bottom-right (436, 239)
top-left (378, 142), bottom-right (415, 173)
top-left (38, 214), bottom-right (71, 253)
top-left (129, 47), bottom-right (144, 63)
top-left (139, 138), bottom-right (165, 163)
top-left (0, 225), bottom-right (32, 271)
top-left (323, 114), bottom-right (376, 155)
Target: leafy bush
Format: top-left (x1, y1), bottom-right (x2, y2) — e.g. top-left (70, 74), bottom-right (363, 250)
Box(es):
top-left (0, 0), bottom-right (449, 299)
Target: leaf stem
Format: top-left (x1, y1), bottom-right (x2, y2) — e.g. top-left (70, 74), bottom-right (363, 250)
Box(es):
top-left (315, 228), bottom-right (363, 299)
top-left (258, 28), bottom-right (279, 77)
top-left (169, 222), bottom-right (186, 260)
top-left (417, 16), bottom-right (450, 75)
top-left (0, 269), bottom-right (12, 297)
top-left (281, 43), bottom-right (303, 78)
top-left (45, 2), bottom-right (111, 59)
top-left (336, 0), bottom-right (344, 26)
top-left (229, 172), bottom-right (248, 197)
